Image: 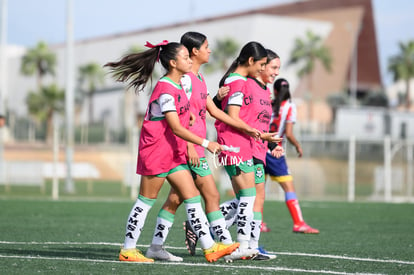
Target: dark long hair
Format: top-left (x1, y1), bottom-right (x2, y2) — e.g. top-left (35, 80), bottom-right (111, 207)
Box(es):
top-left (219, 41), bottom-right (267, 87)
top-left (180, 31), bottom-right (206, 56)
top-left (104, 42), bottom-right (182, 93)
top-left (266, 49), bottom-right (279, 64)
top-left (272, 78), bottom-right (291, 116)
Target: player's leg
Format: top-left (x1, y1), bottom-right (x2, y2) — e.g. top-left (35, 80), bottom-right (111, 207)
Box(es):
top-left (168, 168), bottom-right (239, 262)
top-left (146, 186), bottom-right (184, 261)
top-left (279, 180), bottom-right (319, 234)
top-left (223, 161), bottom-right (259, 262)
top-left (249, 161), bottom-right (277, 260)
top-left (184, 159), bottom-right (239, 256)
top-left (119, 175), bottom-right (165, 262)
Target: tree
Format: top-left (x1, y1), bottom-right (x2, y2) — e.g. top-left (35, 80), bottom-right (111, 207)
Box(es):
top-left (388, 40), bottom-right (414, 110)
top-left (20, 41), bottom-right (56, 89)
top-left (26, 84), bottom-right (65, 143)
top-left (204, 37), bottom-right (239, 73)
top-left (78, 62), bottom-right (105, 123)
top-left (288, 30), bottom-right (332, 125)
top-left (361, 92), bottom-right (389, 107)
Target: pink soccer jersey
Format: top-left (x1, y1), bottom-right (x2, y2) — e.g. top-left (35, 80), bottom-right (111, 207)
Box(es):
top-left (181, 72), bottom-right (208, 158)
top-left (215, 73), bottom-right (254, 164)
top-left (136, 77), bottom-right (191, 175)
top-left (245, 77), bottom-right (272, 163)
top-left (269, 100), bottom-right (296, 149)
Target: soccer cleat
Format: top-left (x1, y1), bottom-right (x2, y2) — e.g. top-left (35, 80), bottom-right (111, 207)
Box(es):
top-left (293, 223), bottom-right (320, 234)
top-left (223, 247), bottom-right (258, 263)
top-left (119, 247), bottom-right (154, 262)
top-left (260, 222), bottom-right (271, 232)
top-left (184, 220), bottom-right (198, 255)
top-left (251, 253), bottom-right (274, 260)
top-left (203, 242), bottom-right (239, 262)
top-left (145, 246), bottom-right (183, 262)
top-left (251, 247), bottom-right (277, 260)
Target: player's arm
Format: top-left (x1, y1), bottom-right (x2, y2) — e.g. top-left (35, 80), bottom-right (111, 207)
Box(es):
top-left (159, 93), bottom-right (222, 153)
top-left (206, 96), bottom-right (260, 138)
top-left (165, 111), bottom-right (222, 154)
top-left (285, 122), bottom-right (302, 157)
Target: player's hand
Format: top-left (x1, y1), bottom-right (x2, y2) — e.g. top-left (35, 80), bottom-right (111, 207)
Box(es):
top-left (296, 145), bottom-right (303, 158)
top-left (187, 144), bottom-right (200, 167)
top-left (261, 132), bottom-right (283, 143)
top-left (217, 86), bottom-right (229, 100)
top-left (271, 145), bottom-right (284, 158)
top-left (245, 127), bottom-right (261, 140)
top-left (207, 141), bottom-right (223, 154)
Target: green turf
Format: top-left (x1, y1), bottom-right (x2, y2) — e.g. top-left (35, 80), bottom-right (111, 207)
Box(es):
top-left (0, 184), bottom-right (413, 274)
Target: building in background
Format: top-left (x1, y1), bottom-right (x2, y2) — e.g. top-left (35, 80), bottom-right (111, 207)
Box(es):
top-left (5, 0), bottom-right (382, 136)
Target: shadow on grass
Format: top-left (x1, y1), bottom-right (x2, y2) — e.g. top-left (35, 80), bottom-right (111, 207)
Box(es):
top-left (0, 246), bottom-right (118, 260)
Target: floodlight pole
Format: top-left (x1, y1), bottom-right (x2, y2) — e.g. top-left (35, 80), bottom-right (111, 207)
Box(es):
top-left (65, 0), bottom-right (75, 193)
top-left (0, 0), bottom-right (8, 184)
top-left (0, 0), bottom-right (6, 114)
top-left (349, 22), bottom-right (361, 107)
top-left (347, 135), bottom-right (356, 202)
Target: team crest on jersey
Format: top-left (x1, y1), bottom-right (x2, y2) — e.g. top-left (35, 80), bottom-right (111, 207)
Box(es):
top-left (201, 160), bottom-right (209, 170)
top-left (256, 167), bottom-right (263, 178)
top-left (246, 159), bottom-right (253, 167)
top-left (258, 110), bottom-right (271, 124)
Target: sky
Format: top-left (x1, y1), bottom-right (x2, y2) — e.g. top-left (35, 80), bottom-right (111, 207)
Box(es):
top-left (3, 0), bottom-right (414, 86)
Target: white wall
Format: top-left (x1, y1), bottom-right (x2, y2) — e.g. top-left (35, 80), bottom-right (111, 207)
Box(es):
top-left (335, 107), bottom-right (386, 139)
top-left (335, 106), bottom-right (414, 139)
top-left (6, 13), bottom-right (332, 129)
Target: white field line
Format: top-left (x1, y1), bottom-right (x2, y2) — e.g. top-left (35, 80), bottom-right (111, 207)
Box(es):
top-left (0, 254), bottom-right (385, 275)
top-left (275, 251), bottom-right (414, 266)
top-left (0, 241), bottom-right (414, 265)
top-left (0, 241), bottom-right (412, 266)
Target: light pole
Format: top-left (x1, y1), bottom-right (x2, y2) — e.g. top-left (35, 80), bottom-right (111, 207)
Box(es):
top-left (65, 0), bottom-right (75, 193)
top-left (0, 0), bottom-right (8, 184)
top-left (347, 22), bottom-right (361, 107)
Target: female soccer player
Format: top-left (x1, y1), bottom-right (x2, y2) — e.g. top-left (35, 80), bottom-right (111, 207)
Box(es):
top-left (246, 49), bottom-right (283, 259)
top-left (216, 49), bottom-right (283, 260)
top-left (104, 40), bottom-right (239, 263)
top-left (266, 78), bottom-right (319, 234)
top-left (214, 41), bottom-right (279, 262)
top-left (145, 32), bottom-right (260, 261)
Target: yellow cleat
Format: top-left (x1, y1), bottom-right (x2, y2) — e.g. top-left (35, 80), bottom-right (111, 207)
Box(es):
top-left (203, 242), bottom-right (239, 263)
top-left (119, 247), bottom-right (154, 263)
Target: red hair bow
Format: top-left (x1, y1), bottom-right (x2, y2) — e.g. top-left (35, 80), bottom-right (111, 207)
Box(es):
top-left (144, 40), bottom-right (169, 48)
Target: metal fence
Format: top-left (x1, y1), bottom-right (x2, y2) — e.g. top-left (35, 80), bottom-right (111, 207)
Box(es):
top-left (1, 122), bottom-right (413, 203)
top-left (258, 136), bottom-right (414, 203)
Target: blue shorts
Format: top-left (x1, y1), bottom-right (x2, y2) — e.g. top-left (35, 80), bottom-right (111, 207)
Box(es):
top-left (265, 153), bottom-right (293, 182)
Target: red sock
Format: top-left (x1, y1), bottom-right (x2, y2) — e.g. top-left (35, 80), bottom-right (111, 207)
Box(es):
top-left (286, 199), bottom-right (304, 226)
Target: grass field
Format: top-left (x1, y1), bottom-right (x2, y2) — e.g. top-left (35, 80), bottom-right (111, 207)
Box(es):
top-left (1, 183), bottom-right (414, 274)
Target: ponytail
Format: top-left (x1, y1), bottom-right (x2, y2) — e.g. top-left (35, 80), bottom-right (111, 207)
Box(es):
top-left (104, 40), bottom-right (182, 93)
top-left (219, 60), bottom-right (238, 87)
